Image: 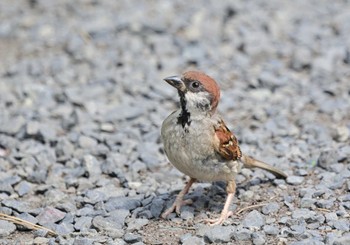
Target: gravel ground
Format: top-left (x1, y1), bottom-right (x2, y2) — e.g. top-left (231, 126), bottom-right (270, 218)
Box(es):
top-left (0, 0), bottom-right (350, 244)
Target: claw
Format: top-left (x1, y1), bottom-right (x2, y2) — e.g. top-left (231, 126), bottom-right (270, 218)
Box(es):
top-left (161, 178), bottom-right (196, 219)
top-left (201, 211), bottom-right (233, 226)
top-left (201, 191), bottom-right (235, 226)
top-left (162, 198), bottom-right (193, 218)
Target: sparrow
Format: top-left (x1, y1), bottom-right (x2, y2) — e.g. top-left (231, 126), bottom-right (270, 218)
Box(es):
top-left (160, 71), bottom-right (287, 225)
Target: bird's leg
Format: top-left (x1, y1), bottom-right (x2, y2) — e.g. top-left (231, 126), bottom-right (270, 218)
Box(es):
top-left (204, 180), bottom-right (236, 226)
top-left (161, 178), bottom-right (196, 219)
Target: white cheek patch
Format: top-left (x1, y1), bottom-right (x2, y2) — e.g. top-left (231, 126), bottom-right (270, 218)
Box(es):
top-left (185, 91), bottom-right (211, 111)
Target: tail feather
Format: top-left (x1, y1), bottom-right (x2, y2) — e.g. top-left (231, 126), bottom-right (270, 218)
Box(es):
top-left (241, 155), bottom-right (287, 179)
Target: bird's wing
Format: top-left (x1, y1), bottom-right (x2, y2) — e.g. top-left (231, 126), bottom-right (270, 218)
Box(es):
top-left (213, 119), bottom-right (242, 161)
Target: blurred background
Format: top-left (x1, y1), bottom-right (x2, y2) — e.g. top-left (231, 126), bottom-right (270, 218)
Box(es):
top-left (0, 0), bottom-right (350, 244)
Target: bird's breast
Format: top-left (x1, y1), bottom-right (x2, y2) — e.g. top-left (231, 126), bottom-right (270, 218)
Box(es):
top-left (161, 112), bottom-right (242, 181)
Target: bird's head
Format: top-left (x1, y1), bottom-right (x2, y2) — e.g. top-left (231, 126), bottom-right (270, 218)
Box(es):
top-left (164, 71), bottom-right (220, 116)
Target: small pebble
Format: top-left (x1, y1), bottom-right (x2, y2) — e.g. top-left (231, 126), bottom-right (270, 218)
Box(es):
top-left (286, 176), bottom-right (304, 185)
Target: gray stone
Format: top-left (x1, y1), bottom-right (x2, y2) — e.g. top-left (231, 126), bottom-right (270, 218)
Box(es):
top-left (1, 116), bottom-right (26, 135)
top-left (123, 233), bottom-right (142, 243)
top-left (313, 214), bottom-right (325, 223)
top-left (92, 209), bottom-right (129, 233)
top-left (92, 216), bottom-right (124, 234)
top-left (252, 232), bottom-right (266, 245)
top-left (336, 208), bottom-right (347, 217)
top-left (290, 47), bottom-right (312, 71)
top-left (132, 243), bottom-right (145, 245)
top-left (16, 212), bottom-right (38, 225)
top-left (74, 216), bottom-right (92, 231)
top-left (83, 155), bottom-right (102, 177)
top-left (296, 169), bottom-right (309, 176)
top-left (76, 206), bottom-right (94, 217)
top-left (325, 232), bottom-right (338, 245)
top-left (84, 189), bottom-right (107, 204)
top-left (341, 202), bottom-right (350, 209)
top-left (131, 161), bottom-right (147, 173)
top-left (240, 190), bottom-right (254, 201)
top-left (242, 210), bottom-right (265, 228)
top-left (333, 234), bottom-right (350, 245)
top-left (61, 212), bottom-right (74, 224)
top-left (0, 182), bottom-right (14, 194)
top-left (33, 228), bottom-right (49, 238)
top-left (315, 199), bottom-right (334, 209)
top-left (278, 216), bottom-right (289, 224)
top-left (332, 126), bottom-right (350, 142)
top-left (55, 236), bottom-right (73, 245)
top-left (329, 163), bottom-right (346, 173)
top-left (263, 225), bottom-right (279, 235)
top-left (29, 169), bottom-right (48, 184)
top-left (137, 210), bottom-right (152, 219)
top-left (36, 207), bottom-right (66, 225)
top-left (0, 220), bottom-right (16, 237)
top-left (33, 237), bottom-right (50, 244)
top-left (100, 123), bottom-right (115, 132)
top-left (289, 239), bottom-right (324, 245)
top-left (138, 142), bottom-right (162, 170)
top-left (73, 237), bottom-right (94, 245)
top-left (182, 235), bottom-right (205, 245)
top-left (290, 224), bottom-right (306, 236)
top-left (292, 209), bottom-right (316, 220)
top-left (79, 135), bottom-right (98, 149)
top-left (0, 206), bottom-right (12, 215)
top-left (325, 212), bottom-right (338, 223)
top-left (44, 189), bottom-right (67, 206)
top-left (232, 227), bottom-right (252, 241)
top-left (0, 147), bottom-right (10, 157)
top-left (55, 222), bottom-right (75, 236)
top-left (2, 199), bottom-right (34, 213)
top-left (26, 121), bottom-right (40, 136)
top-left (39, 124), bottom-right (56, 142)
top-left (262, 202), bottom-right (280, 214)
top-left (286, 176), bottom-right (304, 185)
top-left (313, 189), bottom-right (326, 198)
top-left (202, 226), bottom-right (234, 243)
top-left (55, 138), bottom-right (74, 161)
top-left (307, 222), bottom-right (321, 230)
top-left (2, 175), bottom-right (21, 186)
top-left (180, 233), bottom-right (192, 243)
top-left (15, 181), bottom-right (33, 196)
top-left (113, 239), bottom-right (127, 245)
top-left (180, 206), bottom-right (194, 220)
top-left (105, 104), bottom-right (144, 121)
top-left (109, 209), bottom-right (130, 228)
top-left (105, 197), bottom-right (141, 212)
top-left (300, 198), bottom-right (316, 208)
top-left (339, 194), bottom-right (350, 202)
top-left (318, 149), bottom-right (337, 170)
top-left (126, 218), bottom-right (149, 232)
top-left (150, 198), bottom-right (165, 218)
top-left (333, 219), bottom-right (349, 231)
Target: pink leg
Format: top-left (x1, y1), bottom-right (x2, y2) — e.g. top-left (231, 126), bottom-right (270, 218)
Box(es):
top-left (161, 178), bottom-right (196, 218)
top-left (203, 180), bottom-right (236, 226)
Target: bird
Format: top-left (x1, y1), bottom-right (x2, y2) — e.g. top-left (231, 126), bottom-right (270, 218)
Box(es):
top-left (160, 70), bottom-right (287, 225)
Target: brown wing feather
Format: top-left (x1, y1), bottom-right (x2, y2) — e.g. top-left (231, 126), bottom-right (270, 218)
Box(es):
top-left (214, 120), bottom-right (242, 160)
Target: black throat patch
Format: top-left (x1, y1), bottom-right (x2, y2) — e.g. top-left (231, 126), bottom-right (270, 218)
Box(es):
top-left (177, 91), bottom-right (191, 128)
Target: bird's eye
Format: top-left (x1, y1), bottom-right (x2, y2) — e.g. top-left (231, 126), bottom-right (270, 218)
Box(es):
top-left (191, 81), bottom-right (200, 88)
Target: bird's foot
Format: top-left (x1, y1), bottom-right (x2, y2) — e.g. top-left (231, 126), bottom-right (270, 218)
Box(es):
top-left (161, 198), bottom-right (193, 219)
top-left (202, 210), bottom-right (233, 226)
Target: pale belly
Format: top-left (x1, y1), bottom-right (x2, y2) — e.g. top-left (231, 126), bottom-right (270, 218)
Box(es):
top-left (161, 112), bottom-right (242, 181)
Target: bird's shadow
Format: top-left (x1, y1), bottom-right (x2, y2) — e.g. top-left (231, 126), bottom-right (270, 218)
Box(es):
top-left (160, 175), bottom-right (280, 216)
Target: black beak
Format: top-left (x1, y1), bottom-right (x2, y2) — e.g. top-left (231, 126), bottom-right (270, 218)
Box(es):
top-left (163, 75), bottom-right (185, 91)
